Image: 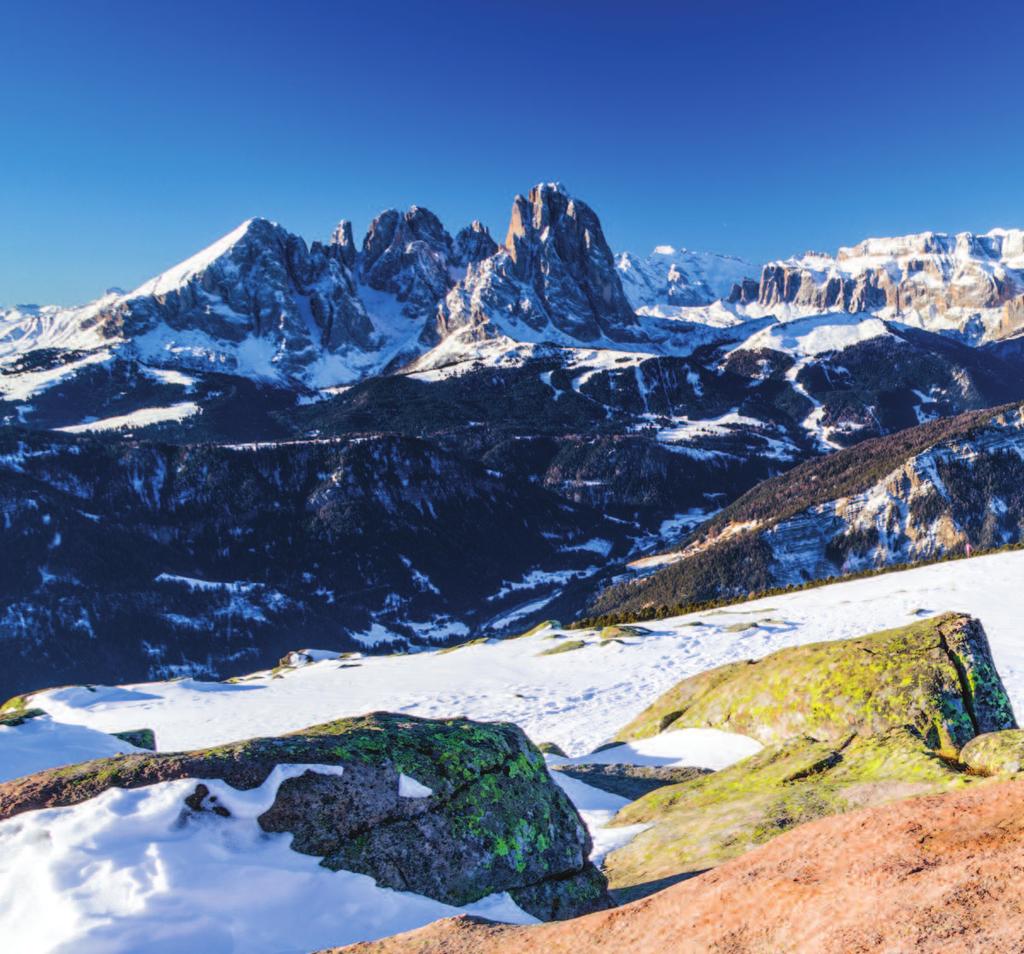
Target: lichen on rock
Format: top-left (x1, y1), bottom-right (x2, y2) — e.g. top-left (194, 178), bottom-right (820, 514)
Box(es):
top-left (615, 612), bottom-right (1015, 754)
top-left (0, 712), bottom-right (610, 921)
top-left (601, 613), bottom-right (1016, 900)
top-left (960, 729), bottom-right (1024, 776)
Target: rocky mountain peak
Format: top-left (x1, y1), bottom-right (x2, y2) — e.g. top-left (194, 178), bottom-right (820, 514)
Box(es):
top-left (438, 182), bottom-right (640, 345)
top-left (330, 219), bottom-right (357, 270)
top-left (359, 206), bottom-right (456, 318)
top-left (453, 220), bottom-right (497, 266)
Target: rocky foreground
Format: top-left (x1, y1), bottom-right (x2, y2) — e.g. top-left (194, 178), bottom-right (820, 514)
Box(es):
top-left (330, 774), bottom-right (1024, 953)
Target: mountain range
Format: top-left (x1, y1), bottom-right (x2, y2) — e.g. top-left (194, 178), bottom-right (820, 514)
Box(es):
top-left (5, 181), bottom-right (1024, 693)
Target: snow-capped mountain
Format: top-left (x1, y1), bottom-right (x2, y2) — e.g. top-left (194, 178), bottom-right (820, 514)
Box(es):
top-left (730, 229), bottom-right (1024, 342)
top-left (617, 245), bottom-right (755, 316)
top-left (437, 183), bottom-right (643, 349)
top-left (0, 210), bottom-right (501, 401)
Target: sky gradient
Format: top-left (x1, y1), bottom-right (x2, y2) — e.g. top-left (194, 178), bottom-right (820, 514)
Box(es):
top-left (3, 0), bottom-right (1024, 305)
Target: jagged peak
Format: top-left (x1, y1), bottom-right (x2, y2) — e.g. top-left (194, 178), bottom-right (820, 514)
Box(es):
top-left (330, 220), bottom-right (357, 269)
top-left (126, 217), bottom-right (285, 300)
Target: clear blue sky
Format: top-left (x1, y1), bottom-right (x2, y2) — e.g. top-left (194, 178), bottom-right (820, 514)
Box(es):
top-left (3, 0), bottom-right (1023, 305)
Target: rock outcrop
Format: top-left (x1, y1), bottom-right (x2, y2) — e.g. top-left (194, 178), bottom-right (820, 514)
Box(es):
top-left (730, 229), bottom-right (1024, 343)
top-left (0, 712), bottom-right (611, 921)
top-left (615, 612), bottom-right (1015, 752)
top-left (960, 728), bottom-right (1024, 775)
top-left (112, 217), bottom-right (376, 379)
top-left (326, 776), bottom-right (1024, 953)
top-left (439, 183), bottom-right (642, 345)
top-left (360, 207), bottom-right (457, 321)
top-left (452, 221), bottom-right (498, 267)
top-left (596, 613), bottom-right (1014, 896)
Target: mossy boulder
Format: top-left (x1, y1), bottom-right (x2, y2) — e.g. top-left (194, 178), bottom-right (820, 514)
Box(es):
top-left (615, 613), bottom-right (1015, 755)
top-left (960, 729), bottom-right (1024, 776)
top-left (599, 625), bottom-right (650, 640)
top-left (537, 742), bottom-right (567, 758)
top-left (0, 707), bottom-right (45, 728)
top-left (603, 728), bottom-right (977, 901)
top-left (112, 728), bottom-right (156, 750)
top-left (511, 620), bottom-right (561, 639)
top-left (537, 639), bottom-right (586, 657)
top-left (0, 712), bottom-right (610, 921)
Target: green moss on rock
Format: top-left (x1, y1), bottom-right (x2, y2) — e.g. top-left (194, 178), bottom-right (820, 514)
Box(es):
top-left (436, 637), bottom-right (489, 655)
top-left (537, 640), bottom-right (586, 657)
top-left (615, 613), bottom-right (1015, 755)
top-left (511, 620), bottom-right (561, 639)
top-left (0, 711), bottom-right (610, 921)
top-left (599, 625), bottom-right (650, 640)
top-left (604, 729), bottom-right (976, 900)
top-left (960, 729), bottom-right (1024, 776)
top-left (112, 728), bottom-right (156, 751)
top-left (537, 742), bottom-right (568, 758)
top-left (0, 707), bottom-right (45, 728)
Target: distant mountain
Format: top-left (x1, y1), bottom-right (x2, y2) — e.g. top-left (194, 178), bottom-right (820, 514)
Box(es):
top-left (589, 403), bottom-right (1024, 620)
top-left (9, 185), bottom-right (1024, 690)
top-left (617, 245), bottom-right (755, 315)
top-left (730, 229), bottom-right (1024, 342)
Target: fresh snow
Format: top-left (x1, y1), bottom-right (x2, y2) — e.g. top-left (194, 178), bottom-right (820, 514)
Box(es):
top-left (126, 220), bottom-right (257, 300)
top-left (737, 312), bottom-right (892, 356)
top-left (9, 550), bottom-right (1024, 949)
top-left (398, 773), bottom-right (434, 799)
top-left (55, 402), bottom-right (200, 434)
top-left (550, 729), bottom-right (763, 772)
top-left (0, 714), bottom-right (140, 783)
top-left (22, 549), bottom-right (1024, 759)
top-left (0, 764), bottom-right (535, 953)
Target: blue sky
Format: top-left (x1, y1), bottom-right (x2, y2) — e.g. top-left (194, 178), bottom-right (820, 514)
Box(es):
top-left (3, 0), bottom-right (1023, 305)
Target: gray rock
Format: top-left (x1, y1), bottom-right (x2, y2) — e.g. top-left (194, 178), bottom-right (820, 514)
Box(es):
top-left (0, 712), bottom-right (611, 921)
top-left (439, 183), bottom-right (642, 345)
top-left (551, 763), bottom-right (710, 800)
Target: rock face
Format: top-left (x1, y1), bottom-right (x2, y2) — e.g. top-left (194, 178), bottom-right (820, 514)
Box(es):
top-left (591, 404), bottom-right (1024, 619)
top-left (360, 207), bottom-right (457, 322)
top-left (595, 613), bottom-right (1015, 896)
top-left (452, 221), bottom-right (498, 267)
top-left (604, 729), bottom-right (971, 899)
top-left (328, 776), bottom-right (1024, 954)
top-left (730, 229), bottom-right (1024, 343)
top-left (108, 217), bottom-right (376, 381)
top-left (615, 613), bottom-right (1015, 752)
top-left (0, 712), bottom-right (611, 921)
top-left (439, 183), bottom-right (642, 345)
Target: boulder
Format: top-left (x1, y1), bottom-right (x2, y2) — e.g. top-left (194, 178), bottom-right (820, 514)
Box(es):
top-left (615, 613), bottom-right (1015, 754)
top-left (598, 613), bottom-right (1016, 898)
top-left (960, 728), bottom-right (1024, 775)
top-left (324, 777), bottom-right (1024, 954)
top-left (0, 712), bottom-right (610, 921)
top-left (603, 728), bottom-right (972, 899)
top-left (111, 728), bottom-right (156, 750)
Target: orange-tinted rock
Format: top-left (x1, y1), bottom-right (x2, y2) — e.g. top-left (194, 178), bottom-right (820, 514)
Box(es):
top-left (327, 776), bottom-right (1024, 953)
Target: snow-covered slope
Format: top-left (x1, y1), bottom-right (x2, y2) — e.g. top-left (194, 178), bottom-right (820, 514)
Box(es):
top-left (6, 544), bottom-right (1024, 949)
top-left (617, 246), bottom-right (755, 316)
top-left (16, 548), bottom-right (1024, 762)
